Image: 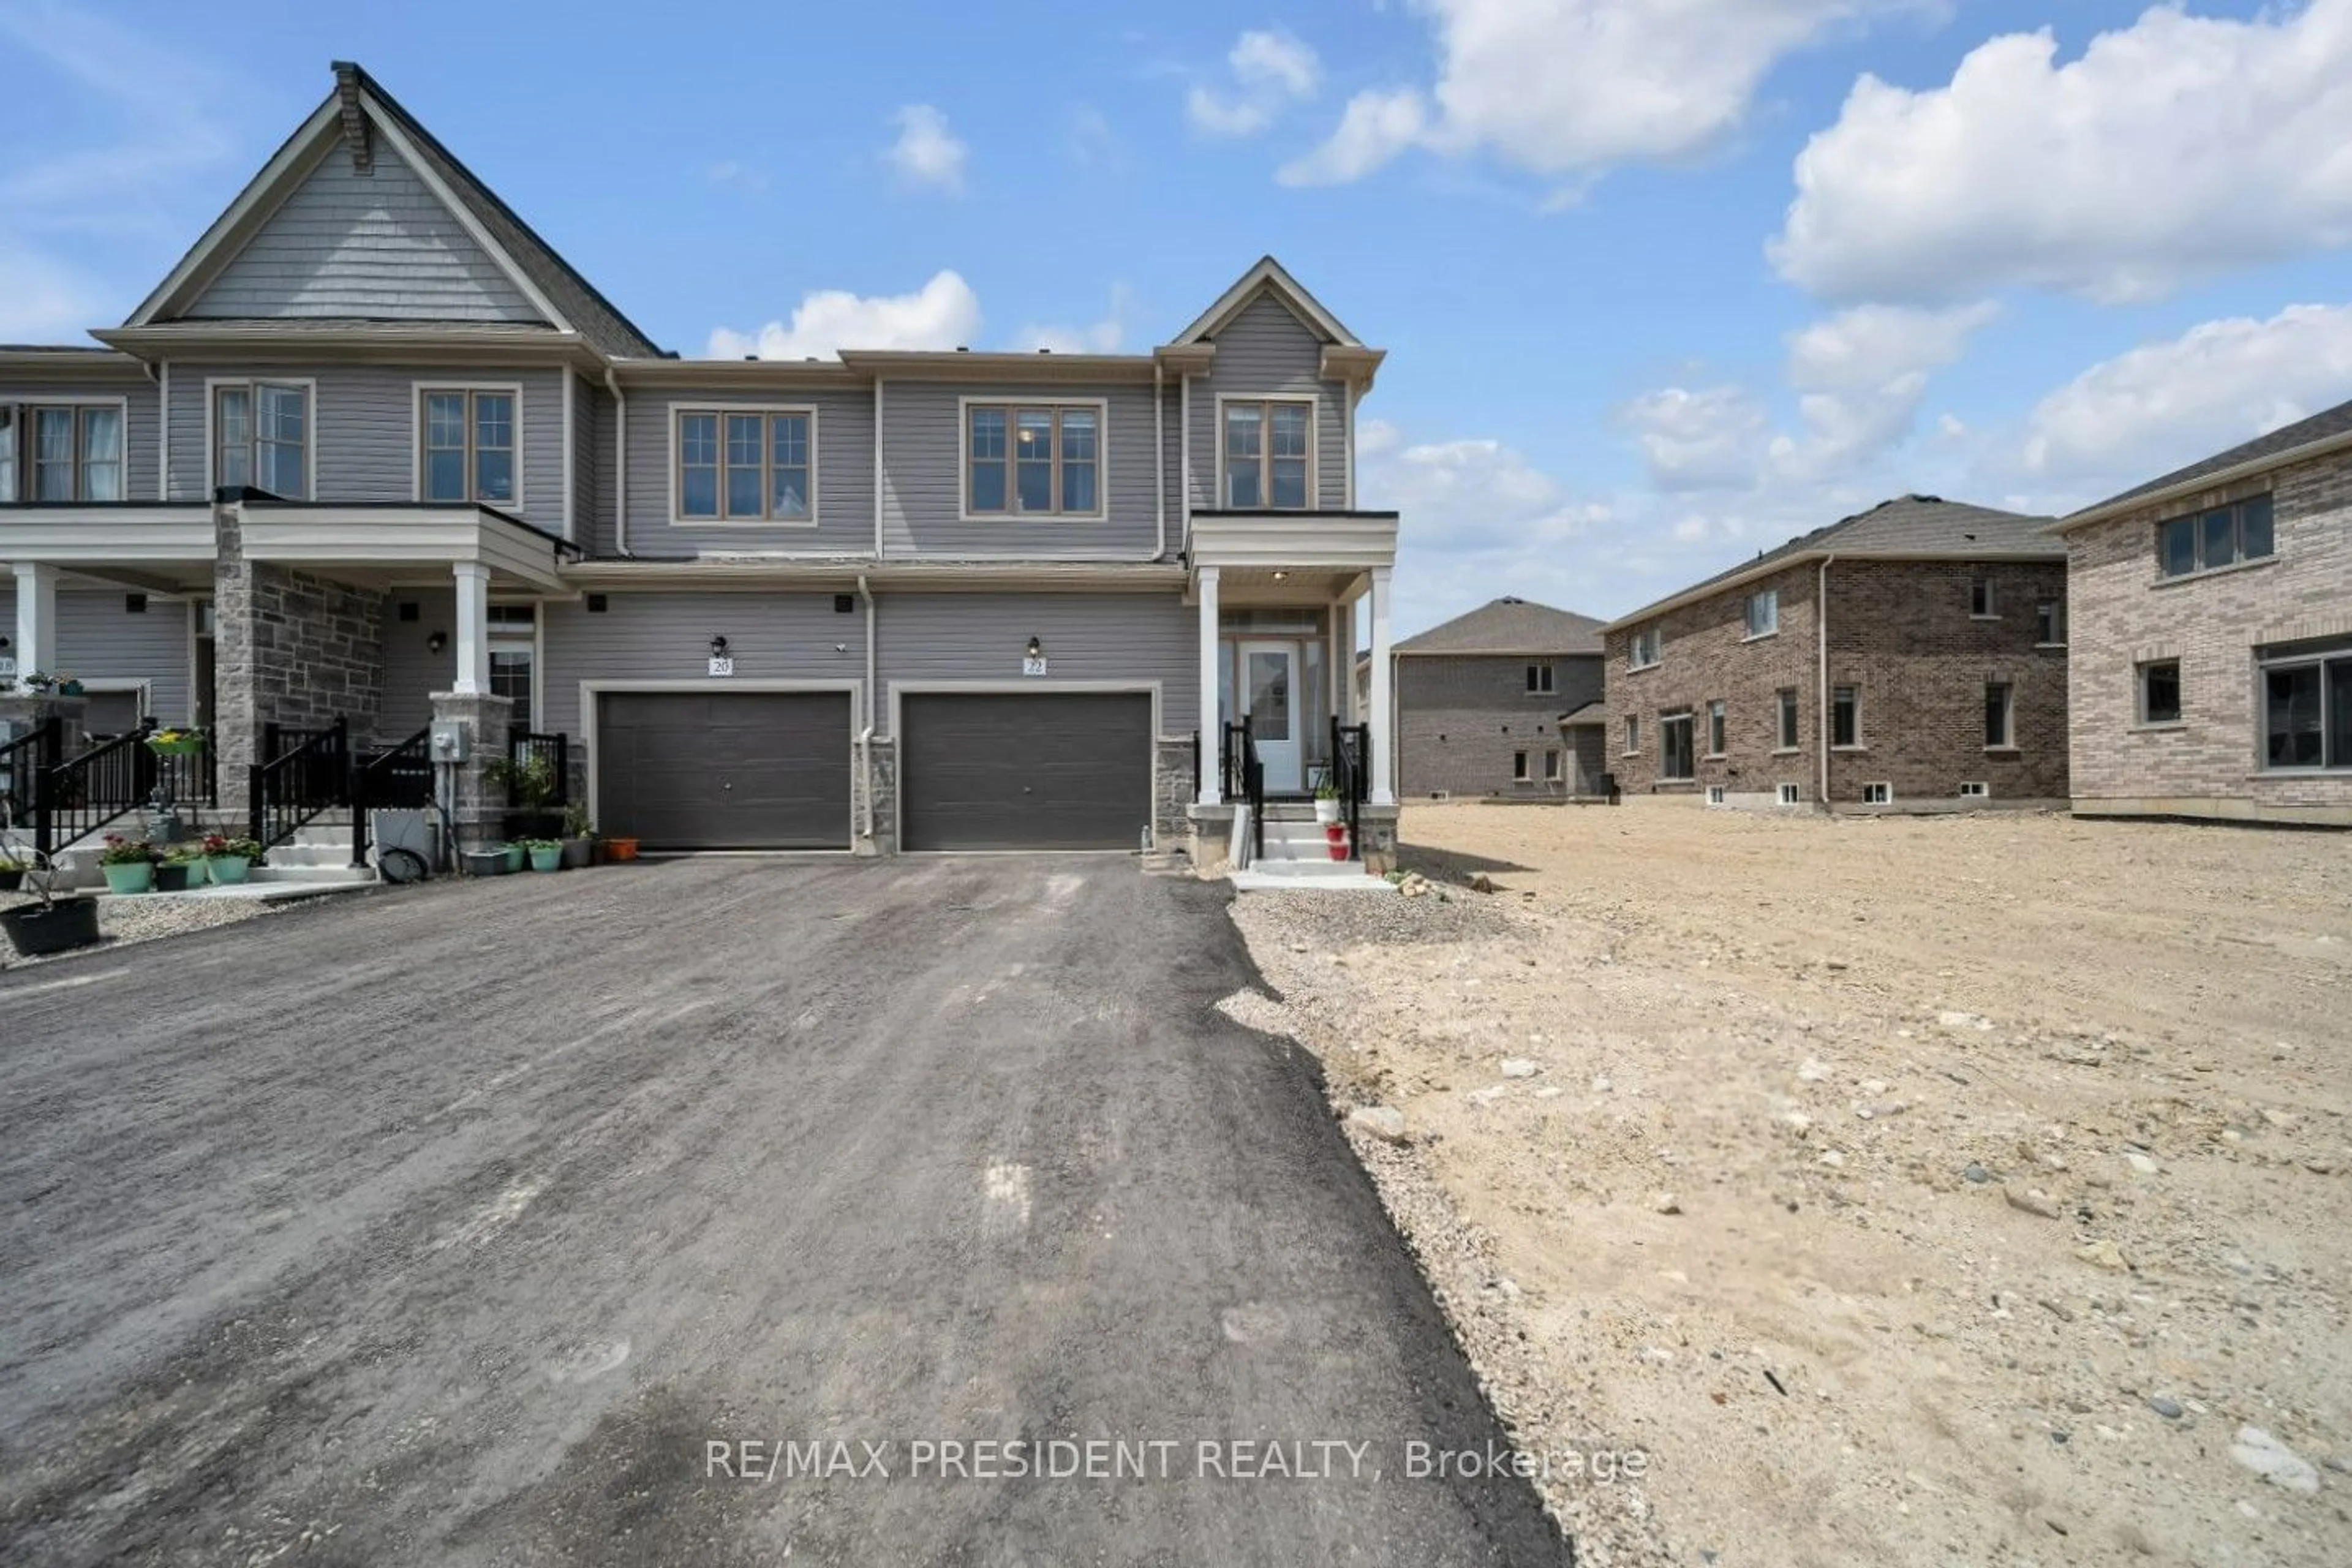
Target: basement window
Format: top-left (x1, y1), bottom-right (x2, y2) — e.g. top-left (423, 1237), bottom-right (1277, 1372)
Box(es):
top-left (1706, 785), bottom-right (1727, 806)
top-left (1777, 783), bottom-right (1801, 806)
top-left (1959, 781), bottom-right (1990, 798)
top-left (1862, 782), bottom-right (1893, 805)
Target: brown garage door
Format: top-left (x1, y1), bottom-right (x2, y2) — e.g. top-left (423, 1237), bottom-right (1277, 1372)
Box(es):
top-left (597, 691), bottom-right (853, 850)
top-left (900, 692), bottom-right (1152, 851)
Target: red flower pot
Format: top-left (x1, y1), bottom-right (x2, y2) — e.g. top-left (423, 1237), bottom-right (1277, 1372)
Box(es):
top-left (1325, 824), bottom-right (1350, 861)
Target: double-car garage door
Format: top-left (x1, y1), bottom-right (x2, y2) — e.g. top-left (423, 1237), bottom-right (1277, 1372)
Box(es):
top-left (594, 689), bottom-right (1153, 853)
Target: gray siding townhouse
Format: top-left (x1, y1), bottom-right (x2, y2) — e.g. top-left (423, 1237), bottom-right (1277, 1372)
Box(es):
top-left (1600, 496), bottom-right (2070, 810)
top-left (0, 62), bottom-right (1403, 859)
top-left (1387, 597), bottom-right (1608, 797)
top-left (2051, 398), bottom-right (2352, 826)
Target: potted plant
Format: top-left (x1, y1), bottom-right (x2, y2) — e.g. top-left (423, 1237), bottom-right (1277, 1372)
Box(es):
top-left (97, 834), bottom-right (156, 894)
top-left (521, 837), bottom-right (564, 872)
top-left (460, 844), bottom-right (509, 877)
top-left (0, 846), bottom-right (103, 958)
top-left (202, 833), bottom-right (260, 885)
top-left (145, 726), bottom-right (205, 757)
top-left (0, 854), bottom-right (24, 894)
top-left (502, 840), bottom-right (526, 873)
top-left (1313, 778), bottom-right (1342, 825)
top-left (156, 842), bottom-right (205, 892)
top-left (55, 673), bottom-right (83, 696)
top-left (560, 804), bottom-right (595, 869)
top-left (600, 835), bottom-right (639, 862)
top-left (486, 751), bottom-right (565, 842)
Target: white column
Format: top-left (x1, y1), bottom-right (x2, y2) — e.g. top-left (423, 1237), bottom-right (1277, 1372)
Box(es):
top-left (451, 561), bottom-right (491, 696)
top-left (1368, 565), bottom-right (1396, 805)
top-left (1196, 565), bottom-right (1221, 805)
top-left (12, 562), bottom-right (59, 693)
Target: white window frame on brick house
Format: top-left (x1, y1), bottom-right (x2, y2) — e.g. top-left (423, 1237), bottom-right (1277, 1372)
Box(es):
top-left (414, 382), bottom-right (524, 508)
top-left (1970, 575), bottom-right (1997, 619)
top-left (2136, 658), bottom-right (2183, 728)
top-left (1705, 698), bottom-right (1727, 757)
top-left (2035, 598), bottom-right (2067, 647)
top-left (1525, 662), bottom-right (1554, 695)
top-left (1706, 785), bottom-right (1726, 806)
top-left (1744, 588), bottom-right (1779, 639)
top-left (1623, 713), bottom-right (1640, 755)
top-left (1984, 680), bottom-right (2016, 750)
top-left (673, 403), bottom-right (820, 526)
top-left (1776, 687), bottom-right (1801, 752)
top-left (1959, 781), bottom-right (1990, 798)
top-left (1216, 394), bottom-right (1315, 511)
top-left (2156, 494), bottom-right (2275, 581)
top-left (1627, 625), bottom-right (1661, 670)
top-left (1831, 684), bottom-right (1862, 750)
top-left (205, 377), bottom-right (316, 500)
top-left (1776, 783), bottom-right (1801, 806)
top-left (1862, 781), bottom-right (1893, 805)
top-left (2257, 638), bottom-right (2352, 772)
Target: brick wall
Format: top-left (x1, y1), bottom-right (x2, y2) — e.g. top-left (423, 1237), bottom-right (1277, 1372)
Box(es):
top-left (2068, 449), bottom-right (2352, 815)
top-left (1396, 652), bottom-right (1604, 796)
top-left (1604, 557), bottom-right (2070, 806)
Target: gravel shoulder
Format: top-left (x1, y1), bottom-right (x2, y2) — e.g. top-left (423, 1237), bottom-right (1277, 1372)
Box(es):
top-left (1231, 801), bottom-right (2352, 1567)
top-left (0, 886), bottom-right (296, 968)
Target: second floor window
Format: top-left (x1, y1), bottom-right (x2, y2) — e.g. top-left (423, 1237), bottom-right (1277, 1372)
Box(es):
top-left (967, 403), bottom-right (1099, 517)
top-left (215, 382), bottom-right (307, 499)
top-left (679, 409), bottom-right (813, 522)
top-left (1223, 400), bottom-right (1311, 509)
top-left (2158, 494), bottom-right (2273, 578)
top-left (1628, 626), bottom-right (1661, 669)
top-left (1746, 589), bottom-right (1779, 638)
top-left (421, 389), bottom-right (516, 505)
top-left (1526, 663), bottom-right (1554, 694)
top-left (15, 404), bottom-right (124, 502)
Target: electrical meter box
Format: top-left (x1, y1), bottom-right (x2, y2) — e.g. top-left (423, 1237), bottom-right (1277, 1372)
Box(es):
top-left (429, 722), bottom-right (469, 762)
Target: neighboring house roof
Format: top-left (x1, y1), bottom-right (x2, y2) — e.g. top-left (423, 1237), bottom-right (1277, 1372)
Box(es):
top-left (1393, 597), bottom-right (1609, 656)
top-left (1600, 495), bottom-right (2060, 632)
top-left (1557, 701), bottom-right (1607, 726)
top-left (124, 61), bottom-right (662, 360)
top-left (2052, 393), bottom-right (2352, 532)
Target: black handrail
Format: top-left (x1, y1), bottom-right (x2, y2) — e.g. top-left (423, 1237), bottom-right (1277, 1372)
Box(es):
top-left (248, 717), bottom-right (349, 853)
top-left (351, 726), bottom-right (435, 867)
top-left (37, 721), bottom-right (159, 856)
top-left (1330, 717), bottom-right (1371, 856)
top-left (1223, 718), bottom-right (1264, 862)
top-left (1, 717), bottom-right (61, 849)
top-left (504, 728), bottom-right (570, 809)
top-left (148, 728), bottom-right (216, 812)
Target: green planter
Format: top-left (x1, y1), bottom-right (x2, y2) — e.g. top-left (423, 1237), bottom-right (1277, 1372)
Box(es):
top-left (527, 844), bottom-right (562, 872)
top-left (205, 855), bottom-right (251, 884)
top-left (502, 843), bottom-right (526, 873)
top-left (102, 861), bottom-right (154, 895)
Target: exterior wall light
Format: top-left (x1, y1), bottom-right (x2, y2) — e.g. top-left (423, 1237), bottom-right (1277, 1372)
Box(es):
top-left (1026, 636), bottom-right (1042, 660)
top-left (710, 635), bottom-right (730, 658)
top-left (427, 631), bottom-right (447, 654)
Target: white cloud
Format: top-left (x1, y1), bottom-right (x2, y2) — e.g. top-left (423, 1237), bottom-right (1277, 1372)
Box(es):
top-left (707, 270), bottom-right (982, 360)
top-left (886, 105), bottom-right (968, 192)
top-left (2021, 303), bottom-right (2352, 488)
top-left (1188, 29), bottom-right (1322, 140)
top-left (1284, 0), bottom-right (1898, 186)
top-left (1015, 285), bottom-right (1133, 355)
top-left (1620, 386), bottom-right (1771, 491)
top-left (1774, 1), bottom-right (2352, 304)
top-left (1777, 301), bottom-right (1998, 475)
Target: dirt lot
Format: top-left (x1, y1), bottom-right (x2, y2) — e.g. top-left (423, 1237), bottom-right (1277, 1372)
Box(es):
top-left (1232, 801), bottom-right (2352, 1567)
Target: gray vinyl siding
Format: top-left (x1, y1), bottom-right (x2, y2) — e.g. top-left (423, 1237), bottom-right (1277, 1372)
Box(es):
top-left (379, 586), bottom-right (453, 739)
top-left (879, 382), bottom-right (1162, 559)
top-left (0, 589), bottom-right (192, 723)
top-left (538, 590), bottom-right (867, 739)
top-left (570, 374), bottom-right (600, 546)
top-left (1186, 292), bottom-right (1346, 511)
top-left (876, 591), bottom-right (1196, 737)
top-left (622, 384), bottom-right (875, 557)
top-left (185, 138), bottom-right (546, 324)
top-left (589, 383), bottom-right (619, 554)
top-left (0, 377), bottom-right (162, 502)
top-left (165, 363), bottom-right (565, 532)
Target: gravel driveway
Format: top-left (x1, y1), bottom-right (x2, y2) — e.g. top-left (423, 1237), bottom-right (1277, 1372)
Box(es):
top-left (0, 857), bottom-right (1566, 1566)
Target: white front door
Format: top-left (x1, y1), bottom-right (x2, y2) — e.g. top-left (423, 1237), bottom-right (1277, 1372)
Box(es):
top-left (1238, 640), bottom-right (1302, 793)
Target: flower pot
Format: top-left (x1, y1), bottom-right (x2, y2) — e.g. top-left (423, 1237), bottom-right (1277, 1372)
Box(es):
top-left (147, 736), bottom-right (204, 756)
top-left (528, 845), bottom-right (562, 872)
top-left (101, 861), bottom-right (154, 895)
top-left (1, 897), bottom-right (103, 957)
top-left (0, 867), bottom-right (23, 893)
top-left (205, 855), bottom-right (250, 885)
top-left (560, 835), bottom-right (594, 870)
top-left (602, 837), bottom-right (639, 862)
top-left (154, 863), bottom-right (195, 893)
top-left (1313, 797), bottom-right (1341, 825)
top-left (461, 848), bottom-right (508, 877)
top-left (502, 843), bottom-right (526, 873)
top-left (58, 680), bottom-right (83, 696)
top-left (1325, 824), bottom-right (1350, 862)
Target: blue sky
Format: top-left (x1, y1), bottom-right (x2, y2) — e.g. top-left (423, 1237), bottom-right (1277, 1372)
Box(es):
top-left (4, 0), bottom-right (2350, 636)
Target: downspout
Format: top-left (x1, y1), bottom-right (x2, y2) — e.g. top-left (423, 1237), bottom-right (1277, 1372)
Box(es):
top-left (1817, 554), bottom-right (1834, 807)
top-left (857, 571), bottom-right (877, 845)
top-left (1152, 359), bottom-right (1166, 560)
top-left (1178, 373), bottom-right (1192, 551)
top-left (603, 367), bottom-right (628, 556)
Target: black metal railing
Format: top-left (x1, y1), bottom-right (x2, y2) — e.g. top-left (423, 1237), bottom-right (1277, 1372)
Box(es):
top-left (1, 717), bottom-right (61, 843)
top-left (351, 726), bottom-right (435, 867)
top-left (148, 726), bottom-right (217, 812)
top-left (504, 728), bottom-right (570, 809)
top-left (248, 717), bottom-right (349, 853)
top-left (37, 725), bottom-right (162, 856)
top-left (1222, 718), bottom-right (1265, 862)
top-left (1330, 717), bottom-right (1371, 853)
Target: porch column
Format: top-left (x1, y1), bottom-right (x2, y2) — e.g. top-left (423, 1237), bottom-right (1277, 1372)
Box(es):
top-left (451, 561), bottom-right (491, 696)
top-left (1368, 565), bottom-right (1396, 805)
top-left (1196, 565), bottom-right (1221, 805)
top-left (11, 562), bottom-right (59, 693)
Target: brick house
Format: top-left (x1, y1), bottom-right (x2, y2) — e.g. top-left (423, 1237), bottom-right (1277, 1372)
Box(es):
top-left (1387, 597), bottom-right (1608, 797)
top-left (2050, 398), bottom-right (2352, 827)
top-left (1599, 496), bottom-right (2069, 810)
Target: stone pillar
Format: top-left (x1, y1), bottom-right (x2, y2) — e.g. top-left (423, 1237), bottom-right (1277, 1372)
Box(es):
top-left (1367, 565), bottom-right (1396, 805)
top-left (211, 502), bottom-right (262, 788)
top-left (853, 736), bottom-right (898, 857)
top-left (431, 690), bottom-right (514, 849)
top-left (1196, 565), bottom-right (1221, 805)
top-left (12, 562), bottom-right (59, 693)
top-left (451, 562), bottom-right (491, 696)
top-left (1153, 736), bottom-right (1196, 851)
top-left (0, 693), bottom-right (85, 756)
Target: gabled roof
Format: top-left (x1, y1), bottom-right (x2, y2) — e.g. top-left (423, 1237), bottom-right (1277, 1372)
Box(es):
top-left (126, 62), bottom-right (660, 360)
top-left (1602, 495), bottom-right (2060, 632)
top-left (2054, 393), bottom-right (2352, 532)
top-left (1394, 597), bottom-right (1609, 656)
top-left (1168, 255), bottom-right (1362, 348)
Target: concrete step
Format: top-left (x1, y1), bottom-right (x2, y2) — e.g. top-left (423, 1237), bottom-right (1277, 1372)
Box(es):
top-left (263, 842), bottom-right (364, 868)
top-left (1232, 861), bottom-right (1392, 894)
top-left (248, 864), bottom-right (377, 886)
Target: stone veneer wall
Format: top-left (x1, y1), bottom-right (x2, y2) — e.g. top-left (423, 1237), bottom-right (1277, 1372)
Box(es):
top-left (213, 503), bottom-right (386, 786)
top-left (1154, 737), bottom-right (1196, 850)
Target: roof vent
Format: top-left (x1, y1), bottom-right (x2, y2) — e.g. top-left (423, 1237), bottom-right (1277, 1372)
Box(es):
top-left (1913, 494), bottom-right (1943, 504)
top-left (1499, 595), bottom-right (1522, 604)
top-left (742, 355), bottom-right (758, 362)
top-left (955, 345), bottom-right (970, 353)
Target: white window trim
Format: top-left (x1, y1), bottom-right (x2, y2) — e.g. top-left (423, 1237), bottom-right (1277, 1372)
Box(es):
top-left (13, 394), bottom-right (133, 503)
top-left (487, 598), bottom-right (545, 729)
top-left (1863, 781), bottom-right (1894, 804)
top-left (1622, 714), bottom-right (1640, 756)
top-left (1743, 590), bottom-right (1780, 641)
top-left (1984, 681), bottom-right (2018, 752)
top-left (203, 375), bottom-right (318, 500)
top-left (1213, 392), bottom-right (1317, 512)
top-left (1969, 576), bottom-right (1999, 619)
top-left (669, 401), bottom-right (821, 529)
top-left (1776, 783), bottom-right (1801, 806)
top-left (1512, 749), bottom-right (1530, 782)
top-left (1705, 785), bottom-right (1726, 806)
top-left (1657, 710), bottom-right (1697, 782)
top-left (1831, 684), bottom-right (1864, 751)
top-left (958, 395), bottom-right (1107, 524)
top-left (1959, 781), bottom-right (1990, 797)
top-left (1525, 663), bottom-right (1555, 695)
top-left (412, 380), bottom-right (526, 510)
top-left (1704, 699), bottom-right (1727, 759)
top-left (1627, 627), bottom-right (1662, 671)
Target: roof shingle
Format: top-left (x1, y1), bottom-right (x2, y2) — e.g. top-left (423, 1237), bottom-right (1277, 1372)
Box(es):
top-left (2069, 394), bottom-right (2352, 517)
top-left (1393, 597), bottom-right (1609, 655)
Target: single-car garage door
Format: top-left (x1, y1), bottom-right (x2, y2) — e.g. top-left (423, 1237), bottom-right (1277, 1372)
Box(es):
top-left (900, 692), bottom-right (1152, 851)
top-left (597, 691), bottom-right (853, 850)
